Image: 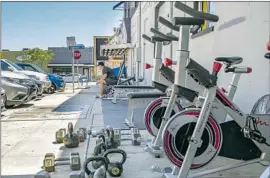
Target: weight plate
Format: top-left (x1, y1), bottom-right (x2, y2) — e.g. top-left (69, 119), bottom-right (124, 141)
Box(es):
top-left (144, 97), bottom-right (182, 136)
top-left (162, 108), bottom-right (223, 169)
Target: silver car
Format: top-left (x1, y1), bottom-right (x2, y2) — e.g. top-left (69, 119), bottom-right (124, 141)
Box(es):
top-left (1, 71), bottom-right (37, 108)
top-left (1, 88), bottom-right (6, 111)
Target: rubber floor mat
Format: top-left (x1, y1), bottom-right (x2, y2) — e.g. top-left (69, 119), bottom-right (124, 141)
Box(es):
top-left (102, 100), bottom-right (146, 129)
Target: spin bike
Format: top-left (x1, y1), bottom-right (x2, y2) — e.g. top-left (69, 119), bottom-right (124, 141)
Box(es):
top-left (123, 32), bottom-right (178, 128)
top-left (143, 16), bottom-right (246, 139)
top-left (159, 3), bottom-right (270, 178)
top-left (162, 56), bottom-right (270, 178)
top-left (144, 2), bottom-right (220, 159)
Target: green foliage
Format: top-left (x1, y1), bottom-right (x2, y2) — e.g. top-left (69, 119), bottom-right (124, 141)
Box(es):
top-left (22, 48), bottom-right (54, 72)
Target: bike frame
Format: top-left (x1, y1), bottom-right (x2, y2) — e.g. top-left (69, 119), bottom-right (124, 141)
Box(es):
top-left (152, 41), bottom-right (172, 87)
top-left (145, 71), bottom-right (243, 138)
top-left (175, 85), bottom-right (270, 178)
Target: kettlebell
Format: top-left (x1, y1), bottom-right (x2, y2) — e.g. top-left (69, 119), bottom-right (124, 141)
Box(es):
top-left (105, 126), bottom-right (117, 149)
top-left (83, 156), bottom-right (108, 178)
top-left (103, 149), bottom-right (127, 177)
top-left (96, 134), bottom-right (106, 145)
top-left (63, 122), bottom-right (79, 148)
top-left (92, 142), bottom-right (107, 169)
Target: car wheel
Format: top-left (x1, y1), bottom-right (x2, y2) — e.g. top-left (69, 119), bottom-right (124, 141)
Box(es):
top-left (48, 83), bottom-right (56, 94)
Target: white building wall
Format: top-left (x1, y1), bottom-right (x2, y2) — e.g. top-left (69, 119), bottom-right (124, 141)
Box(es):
top-left (129, 1), bottom-right (270, 113)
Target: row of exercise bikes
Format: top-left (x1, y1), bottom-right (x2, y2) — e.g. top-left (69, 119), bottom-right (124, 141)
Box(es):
top-left (128, 2), bottom-right (270, 178)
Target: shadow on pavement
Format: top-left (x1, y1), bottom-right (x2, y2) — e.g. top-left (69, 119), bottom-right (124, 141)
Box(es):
top-left (52, 88), bottom-right (96, 113)
top-left (10, 103), bottom-right (34, 109)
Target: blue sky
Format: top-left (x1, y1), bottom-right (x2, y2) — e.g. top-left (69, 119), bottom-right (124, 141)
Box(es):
top-left (2, 2), bottom-right (123, 51)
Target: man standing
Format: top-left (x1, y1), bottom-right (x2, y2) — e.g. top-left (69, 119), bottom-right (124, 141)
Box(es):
top-left (96, 62), bottom-right (118, 98)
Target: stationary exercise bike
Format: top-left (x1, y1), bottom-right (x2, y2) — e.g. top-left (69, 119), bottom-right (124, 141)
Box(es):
top-left (162, 58), bottom-right (270, 178)
top-left (143, 16), bottom-right (247, 139)
top-left (144, 2), bottom-right (220, 160)
top-left (160, 3), bottom-right (270, 178)
top-left (143, 27), bottom-right (185, 138)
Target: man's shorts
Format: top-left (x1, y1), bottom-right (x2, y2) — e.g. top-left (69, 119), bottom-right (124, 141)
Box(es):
top-left (105, 78), bottom-right (118, 85)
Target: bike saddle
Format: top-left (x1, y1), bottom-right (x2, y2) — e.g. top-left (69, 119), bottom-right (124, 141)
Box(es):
top-left (215, 56), bottom-right (243, 65)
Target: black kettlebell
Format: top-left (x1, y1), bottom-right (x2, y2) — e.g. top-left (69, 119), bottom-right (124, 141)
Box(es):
top-left (92, 142), bottom-right (107, 169)
top-left (83, 156), bottom-right (108, 178)
top-left (103, 149), bottom-right (127, 177)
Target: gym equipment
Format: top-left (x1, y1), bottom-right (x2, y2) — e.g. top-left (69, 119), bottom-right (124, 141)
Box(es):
top-left (158, 10), bottom-right (270, 175)
top-left (79, 127), bottom-right (87, 139)
top-left (96, 126), bottom-right (118, 149)
top-left (55, 128), bottom-right (66, 143)
top-left (124, 92), bottom-right (165, 128)
top-left (63, 122), bottom-right (80, 148)
top-left (119, 127), bottom-right (142, 146)
top-left (112, 85), bottom-right (157, 104)
top-left (83, 156), bottom-right (108, 178)
top-left (131, 127), bottom-right (142, 146)
top-left (124, 28), bottom-right (179, 129)
top-left (92, 142), bottom-right (107, 169)
top-left (162, 59), bottom-right (270, 178)
top-left (43, 152), bottom-right (81, 172)
top-left (144, 1), bottom-right (240, 175)
top-left (103, 149), bottom-right (127, 177)
top-left (91, 128), bottom-right (105, 137)
top-left (77, 130), bottom-right (85, 142)
top-left (113, 128), bottom-right (121, 147)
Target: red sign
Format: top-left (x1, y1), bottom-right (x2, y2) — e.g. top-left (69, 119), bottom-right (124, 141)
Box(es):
top-left (73, 50), bottom-right (81, 60)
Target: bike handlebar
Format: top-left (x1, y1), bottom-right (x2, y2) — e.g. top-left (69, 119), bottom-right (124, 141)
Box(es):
top-left (158, 16), bottom-right (180, 32)
top-left (174, 2), bottom-right (219, 22)
top-left (150, 28), bottom-right (178, 41)
top-left (142, 34), bottom-right (153, 43)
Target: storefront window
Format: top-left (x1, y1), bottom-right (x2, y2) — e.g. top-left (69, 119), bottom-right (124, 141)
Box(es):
top-left (52, 67), bottom-right (72, 75)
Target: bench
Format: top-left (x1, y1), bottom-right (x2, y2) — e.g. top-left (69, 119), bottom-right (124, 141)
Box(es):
top-left (125, 92), bottom-right (166, 128)
top-left (112, 85), bottom-right (159, 104)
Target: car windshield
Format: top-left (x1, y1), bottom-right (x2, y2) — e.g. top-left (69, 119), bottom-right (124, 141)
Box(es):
top-left (6, 60), bottom-right (23, 71)
top-left (32, 64), bottom-right (46, 74)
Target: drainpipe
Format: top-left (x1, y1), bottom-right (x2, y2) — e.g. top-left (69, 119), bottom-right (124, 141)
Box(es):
top-left (170, 1), bottom-right (173, 59)
top-left (135, 2), bottom-right (142, 85)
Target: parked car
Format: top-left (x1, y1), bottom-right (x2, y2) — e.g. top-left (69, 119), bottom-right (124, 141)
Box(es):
top-left (31, 78), bottom-right (44, 96)
top-left (16, 62), bottom-right (65, 92)
top-left (1, 59), bottom-right (51, 92)
top-left (63, 73), bottom-right (81, 83)
top-left (1, 71), bottom-right (36, 108)
top-left (1, 88), bottom-right (6, 111)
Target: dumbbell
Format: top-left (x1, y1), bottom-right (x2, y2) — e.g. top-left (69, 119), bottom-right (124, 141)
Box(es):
top-left (43, 152), bottom-right (81, 172)
top-left (77, 128), bottom-right (87, 142)
top-left (113, 129), bottom-right (121, 147)
top-left (131, 127), bottom-right (142, 146)
top-left (55, 128), bottom-right (66, 143)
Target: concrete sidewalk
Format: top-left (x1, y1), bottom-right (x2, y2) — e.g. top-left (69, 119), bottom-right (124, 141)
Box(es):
top-left (1, 85), bottom-right (267, 178)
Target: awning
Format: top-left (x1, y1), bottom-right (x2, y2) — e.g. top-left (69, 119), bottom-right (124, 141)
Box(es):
top-left (113, 1), bottom-right (125, 10)
top-left (100, 43), bottom-right (132, 57)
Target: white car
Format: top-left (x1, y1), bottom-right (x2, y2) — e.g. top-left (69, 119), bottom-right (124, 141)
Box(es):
top-left (64, 73), bottom-right (81, 83)
top-left (1, 59), bottom-right (51, 90)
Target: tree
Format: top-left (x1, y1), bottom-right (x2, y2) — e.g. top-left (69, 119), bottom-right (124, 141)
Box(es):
top-left (22, 48), bottom-right (54, 72)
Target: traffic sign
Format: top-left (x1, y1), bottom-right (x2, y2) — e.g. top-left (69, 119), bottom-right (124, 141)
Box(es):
top-left (73, 50), bottom-right (81, 60)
